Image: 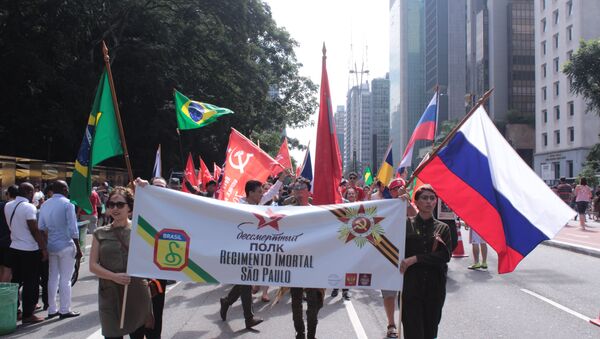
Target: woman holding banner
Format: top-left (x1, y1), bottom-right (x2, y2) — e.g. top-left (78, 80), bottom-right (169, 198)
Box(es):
top-left (399, 184), bottom-right (452, 339)
top-left (89, 187), bottom-right (152, 338)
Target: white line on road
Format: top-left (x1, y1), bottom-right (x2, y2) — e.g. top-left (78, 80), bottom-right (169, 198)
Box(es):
top-left (343, 300), bottom-right (368, 339)
top-left (85, 281), bottom-right (181, 339)
top-left (520, 288), bottom-right (591, 322)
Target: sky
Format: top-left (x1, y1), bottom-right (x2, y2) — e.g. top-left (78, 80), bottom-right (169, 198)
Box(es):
top-left (264, 0), bottom-right (389, 163)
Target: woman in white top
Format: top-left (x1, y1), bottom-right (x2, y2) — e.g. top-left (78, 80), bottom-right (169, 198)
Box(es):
top-left (574, 177), bottom-right (593, 230)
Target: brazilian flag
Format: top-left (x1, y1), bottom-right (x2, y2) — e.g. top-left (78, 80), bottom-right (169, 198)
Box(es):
top-left (363, 166), bottom-right (373, 186)
top-left (70, 70), bottom-right (123, 213)
top-left (174, 90), bottom-right (233, 130)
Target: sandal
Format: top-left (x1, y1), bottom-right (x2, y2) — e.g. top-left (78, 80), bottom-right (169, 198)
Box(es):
top-left (261, 295), bottom-right (270, 303)
top-left (386, 325), bottom-right (398, 338)
top-left (468, 263), bottom-right (481, 270)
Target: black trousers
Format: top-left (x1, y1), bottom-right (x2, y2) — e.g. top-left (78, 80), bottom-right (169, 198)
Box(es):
top-left (145, 279), bottom-right (167, 339)
top-left (9, 248), bottom-right (41, 317)
top-left (40, 259), bottom-right (49, 308)
top-left (401, 287), bottom-right (446, 339)
top-left (291, 288), bottom-right (323, 339)
top-left (224, 285), bottom-right (253, 320)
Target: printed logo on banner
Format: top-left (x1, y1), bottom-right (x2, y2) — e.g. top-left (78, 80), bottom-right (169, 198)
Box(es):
top-left (153, 229), bottom-right (190, 271)
top-left (345, 273), bottom-right (357, 286)
top-left (252, 208), bottom-right (286, 231)
top-left (358, 273), bottom-right (372, 286)
top-left (330, 204), bottom-right (400, 268)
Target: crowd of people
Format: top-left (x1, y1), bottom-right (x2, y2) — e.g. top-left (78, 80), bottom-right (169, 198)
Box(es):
top-left (552, 177), bottom-right (600, 230)
top-left (0, 170), bottom-right (465, 339)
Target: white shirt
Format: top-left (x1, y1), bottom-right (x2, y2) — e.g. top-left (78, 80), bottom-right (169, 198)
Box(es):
top-left (4, 196), bottom-right (39, 251)
top-left (33, 191), bottom-right (44, 207)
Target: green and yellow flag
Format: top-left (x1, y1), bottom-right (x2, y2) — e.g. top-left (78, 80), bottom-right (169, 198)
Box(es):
top-left (363, 166), bottom-right (373, 186)
top-left (174, 90), bottom-right (233, 130)
top-left (70, 70), bottom-right (123, 213)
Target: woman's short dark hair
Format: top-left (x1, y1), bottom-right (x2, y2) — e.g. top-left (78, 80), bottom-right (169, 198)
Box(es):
top-left (108, 186), bottom-right (134, 211)
top-left (245, 180), bottom-right (262, 196)
top-left (414, 184), bottom-right (437, 201)
top-left (580, 177), bottom-right (587, 186)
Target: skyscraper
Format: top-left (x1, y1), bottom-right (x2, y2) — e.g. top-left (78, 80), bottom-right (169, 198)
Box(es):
top-left (371, 75), bottom-right (390, 173)
top-left (334, 105), bottom-right (346, 160)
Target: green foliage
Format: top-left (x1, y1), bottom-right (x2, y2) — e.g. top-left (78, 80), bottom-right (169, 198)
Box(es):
top-left (579, 142), bottom-right (600, 187)
top-left (563, 39), bottom-right (600, 116)
top-left (0, 0), bottom-right (317, 178)
top-left (435, 119), bottom-right (459, 144)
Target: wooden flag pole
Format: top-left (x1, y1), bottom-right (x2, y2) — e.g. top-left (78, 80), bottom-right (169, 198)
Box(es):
top-left (102, 41), bottom-right (134, 183)
top-left (176, 128), bottom-right (185, 169)
top-left (119, 285), bottom-right (129, 329)
top-left (407, 88), bottom-right (494, 184)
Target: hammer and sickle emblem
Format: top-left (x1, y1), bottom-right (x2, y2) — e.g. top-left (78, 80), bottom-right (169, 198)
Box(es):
top-left (228, 150), bottom-right (254, 173)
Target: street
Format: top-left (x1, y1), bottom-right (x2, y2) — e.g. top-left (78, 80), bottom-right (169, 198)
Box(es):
top-left (3, 228), bottom-right (600, 339)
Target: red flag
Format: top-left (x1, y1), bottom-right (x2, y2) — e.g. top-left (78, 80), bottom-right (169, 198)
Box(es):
top-left (198, 156), bottom-right (213, 189)
top-left (181, 153), bottom-right (198, 193)
top-left (313, 44), bottom-right (343, 205)
top-left (214, 163), bottom-right (222, 182)
top-left (218, 128), bottom-right (283, 202)
top-left (272, 137), bottom-right (293, 175)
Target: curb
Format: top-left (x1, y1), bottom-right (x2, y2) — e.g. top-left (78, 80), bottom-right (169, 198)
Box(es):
top-left (542, 240), bottom-right (600, 258)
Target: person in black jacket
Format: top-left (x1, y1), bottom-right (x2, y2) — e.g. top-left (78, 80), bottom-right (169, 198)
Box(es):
top-left (400, 184), bottom-right (452, 339)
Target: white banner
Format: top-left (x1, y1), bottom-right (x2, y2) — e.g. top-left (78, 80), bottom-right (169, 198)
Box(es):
top-left (128, 186), bottom-right (406, 291)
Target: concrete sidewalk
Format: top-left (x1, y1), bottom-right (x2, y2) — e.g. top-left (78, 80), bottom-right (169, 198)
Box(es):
top-left (544, 218), bottom-right (600, 258)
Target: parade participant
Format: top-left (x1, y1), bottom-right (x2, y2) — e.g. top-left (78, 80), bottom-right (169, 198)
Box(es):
top-left (219, 180), bottom-right (264, 329)
top-left (343, 172), bottom-right (365, 201)
top-left (33, 184), bottom-right (45, 208)
top-left (574, 177), bottom-right (593, 230)
top-left (79, 189), bottom-right (101, 234)
top-left (202, 180), bottom-right (217, 198)
top-left (287, 177), bottom-right (324, 339)
top-left (467, 227), bottom-right (488, 270)
top-left (331, 187), bottom-right (359, 300)
top-left (0, 185), bottom-right (18, 282)
top-left (5, 182), bottom-right (47, 323)
top-left (400, 184), bottom-right (451, 339)
top-left (38, 180), bottom-right (82, 319)
top-left (89, 186), bottom-right (153, 338)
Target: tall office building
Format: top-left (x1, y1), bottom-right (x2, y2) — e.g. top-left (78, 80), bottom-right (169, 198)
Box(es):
top-left (425, 0), bottom-right (467, 123)
top-left (534, 0), bottom-right (600, 181)
top-left (390, 0), bottom-right (428, 164)
top-left (344, 83), bottom-right (370, 174)
top-left (334, 105), bottom-right (346, 161)
top-left (371, 75), bottom-right (390, 173)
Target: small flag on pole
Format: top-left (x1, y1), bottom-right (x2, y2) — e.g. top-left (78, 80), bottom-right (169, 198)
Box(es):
top-left (174, 90), bottom-right (233, 130)
top-left (153, 145), bottom-right (162, 178)
top-left (363, 166), bottom-right (373, 186)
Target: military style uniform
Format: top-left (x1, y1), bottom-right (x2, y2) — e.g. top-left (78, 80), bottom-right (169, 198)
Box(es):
top-left (401, 214), bottom-right (452, 339)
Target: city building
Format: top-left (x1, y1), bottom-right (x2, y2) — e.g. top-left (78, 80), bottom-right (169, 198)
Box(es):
top-left (334, 105), bottom-right (345, 160)
top-left (370, 75), bottom-right (390, 173)
top-left (534, 0), bottom-right (600, 181)
top-left (344, 82), bottom-right (371, 174)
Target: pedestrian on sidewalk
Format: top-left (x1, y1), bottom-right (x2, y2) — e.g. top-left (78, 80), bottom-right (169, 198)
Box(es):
top-left (592, 191), bottom-right (600, 221)
top-left (574, 178), bottom-right (592, 230)
top-left (38, 180), bottom-right (83, 320)
top-left (467, 227), bottom-right (488, 270)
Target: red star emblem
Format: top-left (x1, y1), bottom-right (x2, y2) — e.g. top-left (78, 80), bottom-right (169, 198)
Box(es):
top-left (252, 208), bottom-right (285, 231)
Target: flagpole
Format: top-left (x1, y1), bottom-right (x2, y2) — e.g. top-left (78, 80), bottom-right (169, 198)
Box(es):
top-left (408, 88), bottom-right (494, 183)
top-left (432, 84), bottom-right (440, 147)
top-left (176, 128), bottom-right (185, 169)
top-left (101, 41), bottom-right (134, 183)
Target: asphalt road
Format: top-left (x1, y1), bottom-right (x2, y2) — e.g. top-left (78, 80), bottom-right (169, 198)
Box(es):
top-left (3, 230), bottom-right (600, 339)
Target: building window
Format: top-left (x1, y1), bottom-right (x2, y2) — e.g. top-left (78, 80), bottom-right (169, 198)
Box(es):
top-left (567, 1), bottom-right (573, 16)
top-left (567, 50), bottom-right (573, 59)
top-left (542, 86), bottom-right (547, 100)
top-left (543, 109), bottom-right (548, 123)
top-left (542, 41), bottom-right (547, 55)
top-left (555, 130), bottom-right (560, 145)
top-left (567, 25), bottom-right (573, 41)
top-left (554, 81), bottom-right (560, 96)
top-left (554, 105), bottom-right (560, 120)
top-left (568, 101), bottom-right (574, 115)
top-left (542, 63), bottom-right (547, 78)
top-left (568, 127), bottom-right (574, 142)
top-left (553, 34), bottom-right (559, 48)
top-left (542, 133), bottom-right (548, 146)
top-left (541, 18), bottom-right (547, 32)
top-left (554, 57), bottom-right (560, 72)
top-left (567, 160), bottom-right (573, 177)
top-left (553, 10), bottom-right (559, 24)
top-left (541, 0), bottom-right (546, 10)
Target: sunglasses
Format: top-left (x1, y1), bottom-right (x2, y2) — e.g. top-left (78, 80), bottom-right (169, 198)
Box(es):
top-left (106, 201), bottom-right (127, 209)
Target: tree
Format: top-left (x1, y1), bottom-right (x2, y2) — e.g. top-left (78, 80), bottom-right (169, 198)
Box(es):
top-left (0, 0), bottom-right (317, 178)
top-left (563, 39), bottom-right (600, 116)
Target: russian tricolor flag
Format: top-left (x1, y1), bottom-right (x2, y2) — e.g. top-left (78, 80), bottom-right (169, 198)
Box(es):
top-left (297, 146), bottom-right (313, 192)
top-left (398, 92), bottom-right (438, 170)
top-left (416, 106), bottom-right (573, 273)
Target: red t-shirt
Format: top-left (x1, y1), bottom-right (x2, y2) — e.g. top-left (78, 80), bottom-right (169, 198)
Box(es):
top-left (342, 185), bottom-right (365, 201)
top-left (82, 191), bottom-right (100, 216)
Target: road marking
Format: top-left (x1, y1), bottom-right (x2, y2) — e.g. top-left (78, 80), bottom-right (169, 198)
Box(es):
top-left (520, 288), bottom-right (591, 322)
top-left (550, 240), bottom-right (600, 252)
top-left (86, 281), bottom-right (181, 339)
top-left (343, 299), bottom-right (368, 339)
